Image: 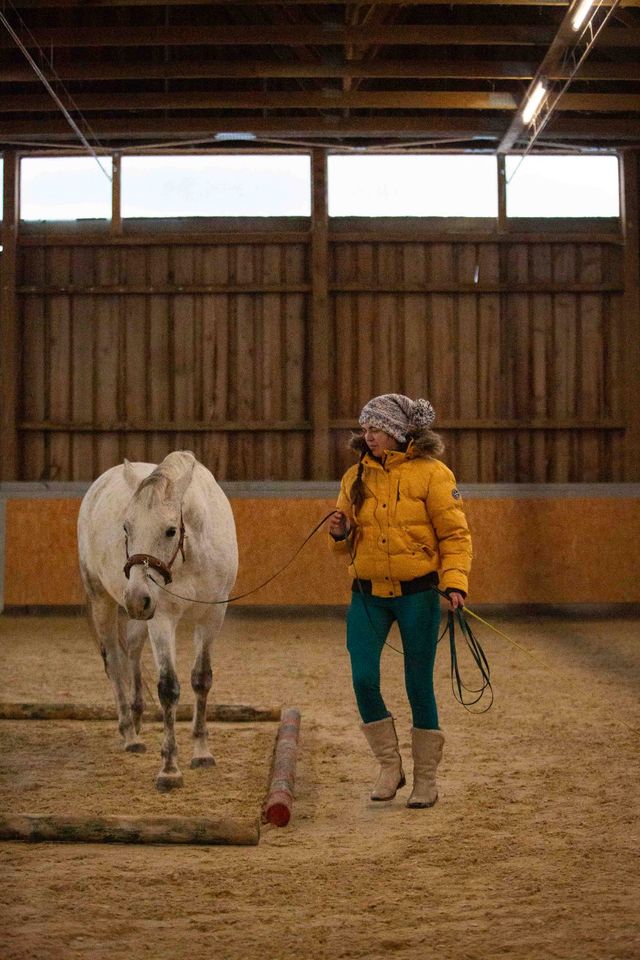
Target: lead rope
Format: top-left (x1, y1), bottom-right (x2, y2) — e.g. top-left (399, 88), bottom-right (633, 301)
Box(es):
top-left (148, 511), bottom-right (337, 605)
top-left (148, 509), bottom-right (639, 733)
top-left (150, 511), bottom-right (492, 712)
top-left (346, 534), bottom-right (493, 712)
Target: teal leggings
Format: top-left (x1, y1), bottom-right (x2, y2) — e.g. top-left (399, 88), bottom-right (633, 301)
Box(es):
top-left (346, 589), bottom-right (440, 730)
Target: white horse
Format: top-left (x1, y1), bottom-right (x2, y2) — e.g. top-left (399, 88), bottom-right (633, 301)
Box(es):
top-left (77, 450), bottom-right (238, 791)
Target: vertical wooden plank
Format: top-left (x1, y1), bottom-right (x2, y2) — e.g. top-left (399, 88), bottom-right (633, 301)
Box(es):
top-left (203, 293), bottom-right (229, 479)
top-left (530, 244), bottom-right (552, 480)
top-left (577, 244), bottom-right (604, 481)
top-left (122, 247), bottom-right (148, 464)
top-left (173, 245), bottom-right (197, 458)
top-left (506, 243), bottom-right (531, 479)
top-left (497, 155), bottom-right (507, 232)
top-left (620, 151), bottom-right (640, 481)
top-left (94, 295), bottom-right (120, 474)
top-left (477, 292), bottom-right (501, 481)
top-left (21, 295), bottom-right (46, 480)
top-left (93, 247), bottom-right (119, 473)
top-left (455, 243), bottom-right (479, 481)
top-left (428, 243), bottom-right (456, 467)
top-left (147, 246), bottom-right (171, 464)
top-left (71, 294), bottom-right (96, 479)
top-left (477, 243), bottom-right (500, 482)
top-left (261, 245), bottom-right (282, 476)
top-left (0, 151), bottom-right (19, 479)
top-left (111, 153), bottom-right (122, 236)
top-left (551, 245), bottom-right (577, 482)
top-left (49, 293), bottom-right (72, 480)
top-left (356, 294), bottom-right (375, 408)
top-left (285, 292), bottom-right (306, 479)
top-left (234, 292), bottom-right (254, 480)
top-left (374, 294), bottom-right (395, 393)
top-left (261, 293), bottom-right (278, 479)
top-left (403, 294), bottom-right (427, 400)
top-left (310, 148), bottom-right (330, 479)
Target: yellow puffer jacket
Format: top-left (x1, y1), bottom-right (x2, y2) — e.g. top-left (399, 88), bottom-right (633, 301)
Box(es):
top-left (331, 446), bottom-right (472, 598)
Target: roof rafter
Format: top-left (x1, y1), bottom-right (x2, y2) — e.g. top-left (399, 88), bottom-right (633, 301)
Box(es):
top-left (1, 114), bottom-right (637, 141)
top-left (9, 0), bottom-right (640, 7)
top-left (4, 89), bottom-right (640, 112)
top-left (2, 58), bottom-right (637, 83)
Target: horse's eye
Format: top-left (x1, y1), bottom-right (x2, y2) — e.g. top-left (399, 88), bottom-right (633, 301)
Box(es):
top-left (166, 527), bottom-right (177, 538)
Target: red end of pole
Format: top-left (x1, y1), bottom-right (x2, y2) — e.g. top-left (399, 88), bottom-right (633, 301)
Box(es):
top-left (263, 708), bottom-right (301, 828)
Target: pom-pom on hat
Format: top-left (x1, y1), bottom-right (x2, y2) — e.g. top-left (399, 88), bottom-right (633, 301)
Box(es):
top-left (358, 393), bottom-right (435, 443)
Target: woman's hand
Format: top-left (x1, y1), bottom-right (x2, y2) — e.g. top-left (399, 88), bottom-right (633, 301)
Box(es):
top-left (329, 510), bottom-right (350, 539)
top-left (447, 590), bottom-right (465, 610)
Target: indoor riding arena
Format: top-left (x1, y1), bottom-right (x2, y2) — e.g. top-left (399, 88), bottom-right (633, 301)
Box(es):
top-left (1, 2), bottom-right (639, 959)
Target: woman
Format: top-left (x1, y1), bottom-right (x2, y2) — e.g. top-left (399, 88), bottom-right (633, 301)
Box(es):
top-left (329, 393), bottom-right (472, 808)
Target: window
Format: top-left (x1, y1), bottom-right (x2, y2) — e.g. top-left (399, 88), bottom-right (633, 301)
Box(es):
top-left (20, 156), bottom-right (112, 221)
top-left (505, 155), bottom-right (620, 217)
top-left (121, 155), bottom-right (311, 217)
top-left (328, 154), bottom-right (498, 217)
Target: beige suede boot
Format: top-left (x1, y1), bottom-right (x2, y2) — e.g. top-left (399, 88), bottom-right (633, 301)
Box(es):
top-left (406, 728), bottom-right (444, 808)
top-left (361, 717), bottom-right (406, 801)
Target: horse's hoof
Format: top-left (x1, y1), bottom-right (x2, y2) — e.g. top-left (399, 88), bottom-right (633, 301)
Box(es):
top-left (155, 772), bottom-right (184, 792)
top-left (125, 741), bottom-right (146, 754)
top-left (190, 755), bottom-right (215, 769)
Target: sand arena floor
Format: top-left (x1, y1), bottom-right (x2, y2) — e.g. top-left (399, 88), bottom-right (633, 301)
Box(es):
top-left (0, 606), bottom-right (639, 960)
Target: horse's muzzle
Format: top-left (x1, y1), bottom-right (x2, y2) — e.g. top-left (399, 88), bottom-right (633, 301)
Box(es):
top-left (124, 577), bottom-right (157, 621)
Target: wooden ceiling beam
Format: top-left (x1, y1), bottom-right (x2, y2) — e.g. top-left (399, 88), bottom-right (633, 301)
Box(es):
top-left (10, 0), bottom-right (640, 7)
top-left (4, 90), bottom-right (640, 113)
top-left (1, 114), bottom-right (637, 141)
top-left (0, 24), bottom-right (571, 48)
top-left (2, 23), bottom-right (637, 49)
top-left (0, 59), bottom-right (544, 83)
top-left (3, 58), bottom-right (638, 83)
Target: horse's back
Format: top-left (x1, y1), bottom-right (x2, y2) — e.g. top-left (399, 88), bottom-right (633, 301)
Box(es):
top-left (188, 462), bottom-right (239, 584)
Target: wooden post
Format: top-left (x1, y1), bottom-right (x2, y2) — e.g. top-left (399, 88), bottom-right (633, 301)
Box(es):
top-left (497, 153), bottom-right (507, 232)
top-left (263, 707), bottom-right (301, 827)
top-left (111, 152), bottom-right (122, 235)
top-left (0, 701), bottom-right (282, 722)
top-left (0, 151), bottom-right (19, 480)
top-left (620, 151), bottom-right (640, 481)
top-left (310, 148), bottom-right (330, 479)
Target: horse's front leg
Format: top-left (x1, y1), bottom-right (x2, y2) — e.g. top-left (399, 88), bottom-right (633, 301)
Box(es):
top-left (89, 594), bottom-right (144, 753)
top-left (190, 619), bottom-right (219, 768)
top-left (147, 617), bottom-right (182, 791)
top-left (126, 619), bottom-right (148, 738)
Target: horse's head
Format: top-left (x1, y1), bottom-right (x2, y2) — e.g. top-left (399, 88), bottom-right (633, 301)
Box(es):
top-left (122, 452), bottom-right (195, 620)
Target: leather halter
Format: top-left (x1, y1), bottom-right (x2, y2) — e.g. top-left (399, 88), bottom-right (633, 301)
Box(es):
top-left (123, 512), bottom-right (186, 585)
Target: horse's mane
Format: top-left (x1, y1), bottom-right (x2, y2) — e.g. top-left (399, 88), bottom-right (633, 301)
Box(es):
top-left (134, 451), bottom-right (196, 503)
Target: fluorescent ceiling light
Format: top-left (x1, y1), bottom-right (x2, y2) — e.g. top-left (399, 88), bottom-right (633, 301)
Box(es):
top-left (214, 132), bottom-right (257, 141)
top-left (571, 0), bottom-right (594, 30)
top-left (522, 81), bottom-right (547, 125)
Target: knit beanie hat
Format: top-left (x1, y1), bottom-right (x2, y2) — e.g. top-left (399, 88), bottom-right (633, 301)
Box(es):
top-left (358, 394), bottom-right (436, 443)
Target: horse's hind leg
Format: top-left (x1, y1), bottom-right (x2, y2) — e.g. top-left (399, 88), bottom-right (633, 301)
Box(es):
top-left (89, 594), bottom-right (144, 752)
top-left (190, 611), bottom-right (225, 768)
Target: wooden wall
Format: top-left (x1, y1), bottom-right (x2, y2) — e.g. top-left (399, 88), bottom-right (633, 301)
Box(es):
top-left (18, 234), bottom-right (310, 482)
top-left (13, 227), bottom-right (627, 483)
top-left (2, 147), bottom-right (639, 485)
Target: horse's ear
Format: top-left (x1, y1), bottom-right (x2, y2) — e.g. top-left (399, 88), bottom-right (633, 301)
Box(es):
top-left (122, 459), bottom-right (139, 490)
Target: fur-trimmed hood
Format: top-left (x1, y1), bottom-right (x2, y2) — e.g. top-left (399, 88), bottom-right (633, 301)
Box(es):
top-left (348, 428), bottom-right (444, 459)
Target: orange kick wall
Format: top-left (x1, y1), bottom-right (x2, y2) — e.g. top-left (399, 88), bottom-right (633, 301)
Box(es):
top-left (2, 487), bottom-right (640, 607)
